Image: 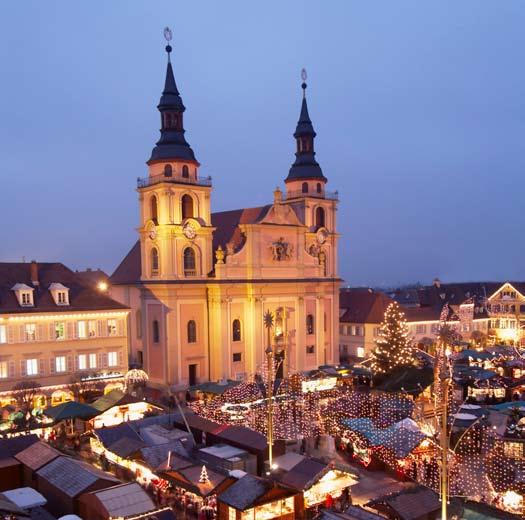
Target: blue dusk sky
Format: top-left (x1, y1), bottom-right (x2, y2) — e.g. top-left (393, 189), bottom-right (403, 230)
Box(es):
top-left (1, 1), bottom-right (524, 287)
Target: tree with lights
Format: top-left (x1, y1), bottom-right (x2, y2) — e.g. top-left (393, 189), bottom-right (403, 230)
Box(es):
top-left (371, 302), bottom-right (414, 382)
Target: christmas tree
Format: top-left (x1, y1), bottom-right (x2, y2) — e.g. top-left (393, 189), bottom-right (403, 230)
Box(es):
top-left (199, 465), bottom-right (209, 483)
top-left (371, 302), bottom-right (414, 379)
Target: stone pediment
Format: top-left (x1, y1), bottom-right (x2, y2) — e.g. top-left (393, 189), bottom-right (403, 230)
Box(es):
top-left (257, 203), bottom-right (302, 226)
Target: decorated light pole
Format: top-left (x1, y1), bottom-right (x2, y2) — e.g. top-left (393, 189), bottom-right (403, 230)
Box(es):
top-left (264, 310), bottom-right (275, 469)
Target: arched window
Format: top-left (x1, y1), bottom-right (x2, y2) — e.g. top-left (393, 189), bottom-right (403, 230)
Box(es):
top-left (150, 196), bottom-right (158, 224)
top-left (302, 182), bottom-right (309, 194)
top-left (187, 320), bottom-right (197, 343)
top-left (150, 248), bottom-right (159, 276)
top-left (306, 314), bottom-right (315, 335)
top-left (182, 165), bottom-right (189, 178)
top-left (183, 247), bottom-right (196, 276)
top-left (232, 319), bottom-right (242, 342)
top-left (181, 195), bottom-right (194, 219)
top-left (315, 207), bottom-right (325, 228)
top-left (136, 310), bottom-right (142, 339)
top-left (164, 164), bottom-right (172, 177)
top-left (316, 182), bottom-right (322, 194)
top-left (152, 320), bottom-right (160, 343)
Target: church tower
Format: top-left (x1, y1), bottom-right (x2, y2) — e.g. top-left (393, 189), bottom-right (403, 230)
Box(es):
top-left (283, 72), bottom-right (339, 278)
top-left (138, 40), bottom-right (214, 281)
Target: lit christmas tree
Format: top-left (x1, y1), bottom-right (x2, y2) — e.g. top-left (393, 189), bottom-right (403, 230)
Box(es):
top-left (371, 302), bottom-right (414, 379)
top-left (199, 465), bottom-right (209, 483)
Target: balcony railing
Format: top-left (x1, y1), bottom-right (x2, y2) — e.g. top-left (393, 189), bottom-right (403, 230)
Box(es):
top-left (137, 173), bottom-right (212, 189)
top-left (284, 190), bottom-right (339, 201)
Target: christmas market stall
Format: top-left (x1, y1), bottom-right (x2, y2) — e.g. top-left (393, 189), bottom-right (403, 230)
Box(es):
top-left (14, 440), bottom-right (61, 488)
top-left (0, 435), bottom-right (38, 491)
top-left (217, 473), bottom-right (300, 520)
top-left (276, 456), bottom-right (358, 510)
top-left (161, 463), bottom-right (234, 518)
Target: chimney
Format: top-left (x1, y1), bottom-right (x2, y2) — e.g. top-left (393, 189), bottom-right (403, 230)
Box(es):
top-left (433, 278), bottom-right (441, 288)
top-left (30, 260), bottom-right (39, 286)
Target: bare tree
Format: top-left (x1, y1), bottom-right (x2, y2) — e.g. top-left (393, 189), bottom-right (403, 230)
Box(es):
top-left (12, 380), bottom-right (41, 411)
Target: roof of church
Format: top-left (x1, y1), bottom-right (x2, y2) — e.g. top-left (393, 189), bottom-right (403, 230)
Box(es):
top-left (110, 206), bottom-right (273, 285)
top-left (0, 262), bottom-right (128, 314)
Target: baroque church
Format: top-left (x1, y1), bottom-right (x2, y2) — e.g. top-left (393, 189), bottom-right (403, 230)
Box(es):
top-left (110, 42), bottom-right (341, 389)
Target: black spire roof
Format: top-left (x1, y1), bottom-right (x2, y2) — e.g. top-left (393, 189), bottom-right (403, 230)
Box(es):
top-left (148, 45), bottom-right (197, 164)
top-left (286, 81), bottom-right (326, 182)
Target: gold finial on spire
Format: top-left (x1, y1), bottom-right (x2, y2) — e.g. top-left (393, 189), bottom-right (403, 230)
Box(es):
top-left (163, 27), bottom-right (173, 61)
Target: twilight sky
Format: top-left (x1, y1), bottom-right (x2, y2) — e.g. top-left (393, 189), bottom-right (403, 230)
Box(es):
top-left (1, 1), bottom-right (524, 287)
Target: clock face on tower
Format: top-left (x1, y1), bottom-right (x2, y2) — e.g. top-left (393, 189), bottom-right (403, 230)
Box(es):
top-left (316, 228), bottom-right (328, 245)
top-left (149, 227), bottom-right (157, 240)
top-left (183, 222), bottom-right (196, 240)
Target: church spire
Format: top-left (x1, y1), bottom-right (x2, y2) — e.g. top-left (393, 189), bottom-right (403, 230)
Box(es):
top-left (285, 69), bottom-right (326, 183)
top-left (148, 28), bottom-right (197, 165)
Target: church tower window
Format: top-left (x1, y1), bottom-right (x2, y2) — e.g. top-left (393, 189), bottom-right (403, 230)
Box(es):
top-left (150, 248), bottom-right (159, 276)
top-left (315, 207), bottom-right (325, 228)
top-left (152, 320), bottom-right (160, 343)
top-left (181, 195), bottom-right (194, 219)
top-left (182, 165), bottom-right (189, 178)
top-left (316, 182), bottom-right (322, 194)
top-left (183, 247), bottom-right (196, 276)
top-left (302, 182), bottom-right (308, 194)
top-left (164, 164), bottom-right (172, 177)
top-left (150, 196), bottom-right (158, 224)
top-left (306, 314), bottom-right (315, 335)
top-left (232, 319), bottom-right (242, 342)
top-left (187, 320), bottom-right (197, 343)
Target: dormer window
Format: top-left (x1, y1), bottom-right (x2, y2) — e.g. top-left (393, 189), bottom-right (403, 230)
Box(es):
top-left (48, 283), bottom-right (70, 306)
top-left (11, 284), bottom-right (35, 307)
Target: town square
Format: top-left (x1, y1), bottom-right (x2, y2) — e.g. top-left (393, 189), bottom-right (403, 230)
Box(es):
top-left (0, 2), bottom-right (524, 519)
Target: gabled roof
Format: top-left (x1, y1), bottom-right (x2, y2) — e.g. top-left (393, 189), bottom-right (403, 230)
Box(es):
top-left (36, 456), bottom-right (119, 497)
top-left (90, 389), bottom-right (140, 413)
top-left (279, 457), bottom-right (328, 490)
top-left (212, 424), bottom-right (268, 451)
top-left (367, 486), bottom-right (440, 520)
top-left (0, 434), bottom-right (38, 459)
top-left (15, 441), bottom-right (61, 471)
top-left (89, 482), bottom-right (155, 518)
top-left (339, 288), bottom-right (394, 324)
top-left (109, 241), bottom-right (141, 285)
top-left (0, 262), bottom-right (128, 314)
top-left (94, 422), bottom-right (143, 450)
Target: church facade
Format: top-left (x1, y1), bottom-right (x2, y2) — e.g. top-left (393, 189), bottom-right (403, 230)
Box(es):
top-left (110, 44), bottom-right (341, 389)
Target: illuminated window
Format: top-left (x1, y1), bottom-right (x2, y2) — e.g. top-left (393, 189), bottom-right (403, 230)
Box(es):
top-left (151, 248), bottom-right (159, 276)
top-left (152, 320), bottom-right (160, 343)
top-left (0, 361), bottom-right (7, 379)
top-left (21, 292), bottom-right (33, 306)
top-left (77, 321), bottom-right (87, 339)
top-left (26, 359), bottom-right (38, 376)
top-left (55, 356), bottom-right (66, 373)
top-left (181, 194), bottom-right (194, 219)
top-left (88, 320), bottom-right (97, 337)
top-left (55, 322), bottom-right (65, 340)
top-left (108, 351), bottom-right (118, 367)
top-left (89, 353), bottom-right (97, 368)
top-left (357, 347), bottom-right (365, 358)
top-left (416, 324), bottom-right (426, 334)
top-left (78, 354), bottom-right (87, 370)
top-left (24, 324), bottom-right (36, 342)
top-left (0, 325), bottom-right (6, 343)
top-left (306, 314), bottom-right (314, 335)
top-left (107, 319), bottom-right (118, 336)
top-left (182, 165), bottom-right (189, 178)
top-left (187, 320), bottom-right (197, 343)
top-left (228, 507), bottom-right (236, 520)
top-left (183, 247), bottom-right (196, 276)
top-left (233, 352), bottom-right (242, 362)
top-left (232, 319), bottom-right (242, 342)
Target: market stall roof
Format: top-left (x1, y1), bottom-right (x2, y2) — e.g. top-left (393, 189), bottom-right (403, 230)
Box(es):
top-left (218, 474), bottom-right (294, 511)
top-left (455, 349), bottom-right (496, 361)
top-left (3, 487), bottom-right (46, 509)
top-left (90, 389), bottom-right (141, 413)
top-left (490, 401), bottom-right (525, 412)
top-left (461, 500), bottom-right (522, 519)
top-left (211, 424), bottom-right (268, 451)
top-left (123, 507), bottom-right (177, 519)
top-left (0, 434), bottom-right (38, 459)
top-left (106, 435), bottom-right (146, 458)
top-left (272, 452), bottom-right (306, 472)
top-left (163, 464), bottom-right (230, 497)
top-left (140, 442), bottom-right (194, 471)
top-left (374, 366), bottom-right (434, 395)
top-left (15, 441), bottom-right (61, 471)
top-left (0, 494), bottom-right (28, 518)
top-left (342, 418), bottom-right (427, 458)
top-left (366, 486), bottom-right (441, 520)
top-left (320, 506), bottom-right (385, 520)
top-left (279, 458), bottom-right (329, 491)
top-left (44, 401), bottom-right (97, 421)
top-left (173, 411), bottom-right (221, 434)
top-left (189, 379), bottom-right (241, 395)
top-left (86, 482), bottom-right (156, 519)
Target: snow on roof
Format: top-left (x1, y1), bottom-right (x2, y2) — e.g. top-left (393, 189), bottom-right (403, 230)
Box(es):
top-left (3, 487), bottom-right (47, 509)
top-left (92, 482), bottom-right (155, 518)
top-left (272, 452), bottom-right (305, 471)
top-left (199, 443), bottom-right (246, 460)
